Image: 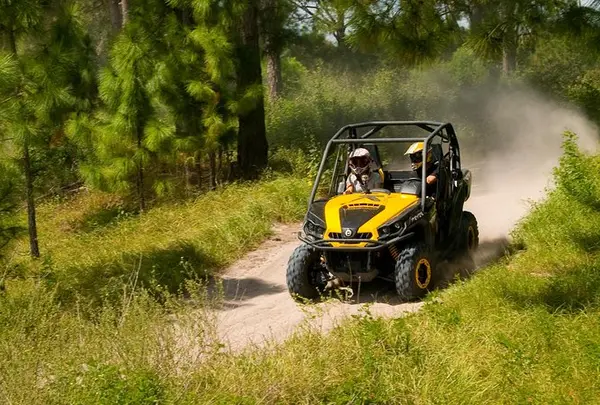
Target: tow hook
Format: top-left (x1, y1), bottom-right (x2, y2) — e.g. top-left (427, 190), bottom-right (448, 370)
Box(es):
top-left (321, 258), bottom-right (354, 299)
top-left (324, 274), bottom-right (354, 299)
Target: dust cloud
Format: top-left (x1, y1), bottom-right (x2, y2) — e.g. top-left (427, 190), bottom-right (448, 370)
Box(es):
top-left (457, 86), bottom-right (599, 241)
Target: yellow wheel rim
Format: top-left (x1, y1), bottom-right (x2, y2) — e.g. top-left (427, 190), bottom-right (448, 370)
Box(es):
top-left (415, 258), bottom-right (432, 289)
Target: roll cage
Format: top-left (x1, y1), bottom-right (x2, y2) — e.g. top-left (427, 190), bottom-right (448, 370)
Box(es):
top-left (308, 121), bottom-right (464, 212)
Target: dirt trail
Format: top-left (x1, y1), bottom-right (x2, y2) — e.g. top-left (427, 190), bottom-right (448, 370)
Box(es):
top-left (215, 223), bottom-right (423, 350)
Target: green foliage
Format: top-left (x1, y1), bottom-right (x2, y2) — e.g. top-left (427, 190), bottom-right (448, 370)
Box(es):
top-left (552, 131), bottom-right (600, 210)
top-left (56, 364), bottom-right (165, 405)
top-left (522, 36), bottom-right (597, 98)
top-left (82, 21), bottom-right (176, 203)
top-left (350, 0), bottom-right (458, 65)
top-left (265, 56), bottom-right (493, 152)
top-left (568, 68), bottom-right (600, 124)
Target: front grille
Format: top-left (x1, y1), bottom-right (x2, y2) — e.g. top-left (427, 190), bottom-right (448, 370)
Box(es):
top-left (328, 232), bottom-right (373, 240)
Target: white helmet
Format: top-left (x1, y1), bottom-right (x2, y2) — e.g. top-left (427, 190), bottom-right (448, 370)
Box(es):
top-left (348, 148), bottom-right (372, 176)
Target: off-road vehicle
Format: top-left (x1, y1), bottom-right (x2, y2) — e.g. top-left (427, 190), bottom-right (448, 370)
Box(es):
top-left (286, 121), bottom-right (479, 301)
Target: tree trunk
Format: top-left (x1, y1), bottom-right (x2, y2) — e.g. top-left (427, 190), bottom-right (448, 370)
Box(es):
top-left (236, 1), bottom-right (268, 179)
top-left (136, 128), bottom-right (145, 212)
top-left (208, 151), bottom-right (217, 190)
top-left (24, 145), bottom-right (40, 258)
top-left (8, 29), bottom-right (17, 55)
top-left (9, 32), bottom-right (38, 257)
top-left (334, 9), bottom-right (347, 50)
top-left (217, 147), bottom-right (223, 185)
top-left (502, 32), bottom-right (517, 75)
top-left (469, 4), bottom-right (485, 32)
top-left (109, 0), bottom-right (123, 31)
top-left (266, 51), bottom-right (283, 100)
top-left (120, 0), bottom-right (129, 25)
top-left (260, 0), bottom-right (283, 100)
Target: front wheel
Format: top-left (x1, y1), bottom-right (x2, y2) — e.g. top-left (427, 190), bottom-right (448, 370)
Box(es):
top-left (286, 244), bottom-right (326, 301)
top-left (394, 243), bottom-right (435, 301)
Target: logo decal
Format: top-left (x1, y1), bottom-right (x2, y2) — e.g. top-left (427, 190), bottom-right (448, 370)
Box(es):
top-left (344, 229), bottom-right (353, 237)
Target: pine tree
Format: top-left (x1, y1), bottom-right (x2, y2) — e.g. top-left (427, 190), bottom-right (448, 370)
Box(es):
top-left (82, 14), bottom-right (176, 211)
top-left (160, 2), bottom-right (237, 190)
top-left (260, 0), bottom-right (294, 99)
top-left (349, 0), bottom-right (455, 65)
top-left (0, 0), bottom-right (95, 257)
top-left (292, 0), bottom-right (355, 49)
top-left (459, 0), bottom-right (567, 74)
top-left (188, 0), bottom-right (268, 179)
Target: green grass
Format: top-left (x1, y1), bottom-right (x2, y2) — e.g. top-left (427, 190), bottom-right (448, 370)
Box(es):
top-left (2, 135), bottom-right (600, 404)
top-left (5, 175), bottom-right (310, 308)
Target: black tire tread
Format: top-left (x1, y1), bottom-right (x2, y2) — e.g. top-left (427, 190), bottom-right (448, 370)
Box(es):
top-left (286, 244), bottom-right (321, 301)
top-left (456, 211), bottom-right (479, 276)
top-left (461, 211), bottom-right (479, 252)
top-left (394, 243), bottom-right (433, 301)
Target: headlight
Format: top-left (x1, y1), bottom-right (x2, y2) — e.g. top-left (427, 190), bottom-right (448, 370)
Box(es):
top-left (378, 218), bottom-right (406, 237)
top-left (304, 220), bottom-right (325, 237)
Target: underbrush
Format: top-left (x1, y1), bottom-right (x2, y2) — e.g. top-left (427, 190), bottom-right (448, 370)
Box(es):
top-left (266, 49), bottom-right (494, 153)
top-left (5, 176), bottom-right (310, 309)
top-left (0, 174), bottom-right (310, 403)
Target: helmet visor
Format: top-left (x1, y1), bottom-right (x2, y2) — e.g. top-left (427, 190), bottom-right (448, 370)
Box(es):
top-left (409, 152), bottom-right (423, 164)
top-left (349, 156), bottom-right (370, 169)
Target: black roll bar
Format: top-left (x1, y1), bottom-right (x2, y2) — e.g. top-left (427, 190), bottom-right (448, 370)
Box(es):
top-left (307, 121), bottom-right (453, 213)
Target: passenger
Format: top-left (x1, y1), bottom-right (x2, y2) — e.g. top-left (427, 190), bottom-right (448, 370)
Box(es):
top-left (343, 148), bottom-right (383, 194)
top-left (405, 142), bottom-right (438, 196)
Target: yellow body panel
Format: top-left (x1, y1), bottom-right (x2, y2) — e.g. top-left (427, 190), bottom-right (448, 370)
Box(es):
top-left (323, 192), bottom-right (419, 247)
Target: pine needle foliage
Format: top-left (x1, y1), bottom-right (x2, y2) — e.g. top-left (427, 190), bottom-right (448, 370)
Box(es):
top-left (82, 3), bottom-right (177, 210)
top-left (0, 0), bottom-right (96, 256)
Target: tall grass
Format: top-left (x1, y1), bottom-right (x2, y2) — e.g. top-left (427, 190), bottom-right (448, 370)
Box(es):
top-left (1, 174), bottom-right (311, 404)
top-left (5, 176), bottom-right (310, 308)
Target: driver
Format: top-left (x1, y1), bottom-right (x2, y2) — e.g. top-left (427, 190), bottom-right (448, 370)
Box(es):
top-left (405, 142), bottom-right (438, 196)
top-left (343, 148), bottom-right (383, 194)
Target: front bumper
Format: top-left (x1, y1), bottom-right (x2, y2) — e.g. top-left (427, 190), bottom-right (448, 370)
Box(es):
top-left (298, 231), bottom-right (415, 251)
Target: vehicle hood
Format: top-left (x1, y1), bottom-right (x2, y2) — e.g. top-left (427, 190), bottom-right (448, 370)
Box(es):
top-left (322, 192), bottom-right (419, 239)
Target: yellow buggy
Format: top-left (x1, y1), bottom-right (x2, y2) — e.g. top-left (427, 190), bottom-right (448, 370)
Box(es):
top-left (286, 121), bottom-right (479, 301)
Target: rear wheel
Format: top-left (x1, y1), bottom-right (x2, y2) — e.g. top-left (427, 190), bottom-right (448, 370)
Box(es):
top-left (394, 243), bottom-right (435, 301)
top-left (286, 244), bottom-right (326, 301)
top-left (456, 211), bottom-right (479, 275)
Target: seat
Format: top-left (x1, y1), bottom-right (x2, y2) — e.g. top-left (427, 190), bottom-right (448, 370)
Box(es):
top-left (384, 170), bottom-right (418, 194)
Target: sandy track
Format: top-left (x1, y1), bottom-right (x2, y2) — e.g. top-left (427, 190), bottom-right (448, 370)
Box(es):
top-left (215, 223), bottom-right (424, 350)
